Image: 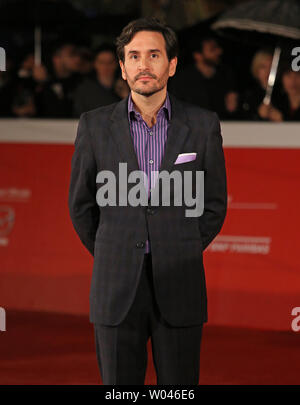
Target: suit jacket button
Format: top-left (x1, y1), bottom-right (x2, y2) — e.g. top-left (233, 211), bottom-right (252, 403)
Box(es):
top-left (136, 242), bottom-right (145, 248)
top-left (147, 208), bottom-right (155, 215)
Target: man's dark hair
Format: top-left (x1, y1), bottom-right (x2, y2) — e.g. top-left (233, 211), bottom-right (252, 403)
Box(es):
top-left (115, 17), bottom-right (178, 63)
top-left (191, 33), bottom-right (221, 54)
top-left (51, 41), bottom-right (76, 58)
top-left (93, 43), bottom-right (117, 60)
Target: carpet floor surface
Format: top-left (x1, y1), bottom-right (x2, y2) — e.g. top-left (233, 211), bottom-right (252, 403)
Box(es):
top-left (0, 310), bottom-right (299, 385)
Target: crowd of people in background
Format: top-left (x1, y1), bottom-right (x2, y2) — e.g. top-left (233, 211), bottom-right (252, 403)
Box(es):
top-left (0, 34), bottom-right (299, 121)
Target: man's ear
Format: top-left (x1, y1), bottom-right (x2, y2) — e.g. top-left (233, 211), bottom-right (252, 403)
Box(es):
top-left (119, 60), bottom-right (126, 81)
top-left (169, 56), bottom-right (178, 78)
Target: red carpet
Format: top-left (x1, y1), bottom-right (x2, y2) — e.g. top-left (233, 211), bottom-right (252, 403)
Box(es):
top-left (0, 310), bottom-right (299, 385)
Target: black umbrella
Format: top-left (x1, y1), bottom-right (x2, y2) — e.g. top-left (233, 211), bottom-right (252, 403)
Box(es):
top-left (212, 0), bottom-right (300, 105)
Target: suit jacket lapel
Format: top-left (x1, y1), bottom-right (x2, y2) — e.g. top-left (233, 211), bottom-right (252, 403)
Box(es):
top-left (158, 93), bottom-right (190, 175)
top-left (109, 92), bottom-right (190, 176)
top-left (109, 96), bottom-right (140, 173)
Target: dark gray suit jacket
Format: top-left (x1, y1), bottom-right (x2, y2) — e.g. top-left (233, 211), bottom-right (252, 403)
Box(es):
top-left (68, 92), bottom-right (227, 327)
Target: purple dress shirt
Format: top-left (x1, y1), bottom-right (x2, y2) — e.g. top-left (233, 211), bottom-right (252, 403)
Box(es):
top-left (127, 92), bottom-right (171, 253)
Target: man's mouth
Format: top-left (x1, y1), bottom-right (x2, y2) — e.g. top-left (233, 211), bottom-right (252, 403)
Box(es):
top-left (137, 76), bottom-right (153, 80)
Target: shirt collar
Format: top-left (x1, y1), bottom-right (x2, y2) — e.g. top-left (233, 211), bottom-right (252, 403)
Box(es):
top-left (128, 91), bottom-right (171, 122)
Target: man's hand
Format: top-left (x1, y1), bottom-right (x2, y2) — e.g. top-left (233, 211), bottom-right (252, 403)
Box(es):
top-left (269, 106), bottom-right (283, 122)
top-left (32, 64), bottom-right (48, 83)
top-left (225, 91), bottom-right (238, 113)
top-left (12, 98), bottom-right (36, 117)
top-left (258, 102), bottom-right (283, 122)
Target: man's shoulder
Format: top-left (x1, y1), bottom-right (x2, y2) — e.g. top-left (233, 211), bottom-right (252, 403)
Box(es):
top-left (170, 92), bottom-right (219, 123)
top-left (81, 98), bottom-right (123, 123)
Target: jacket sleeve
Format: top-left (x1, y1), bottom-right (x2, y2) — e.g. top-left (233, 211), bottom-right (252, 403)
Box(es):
top-left (68, 112), bottom-right (100, 256)
top-left (198, 112), bottom-right (227, 250)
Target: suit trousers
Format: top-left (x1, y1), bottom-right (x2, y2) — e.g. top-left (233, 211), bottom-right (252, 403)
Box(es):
top-left (93, 253), bottom-right (203, 385)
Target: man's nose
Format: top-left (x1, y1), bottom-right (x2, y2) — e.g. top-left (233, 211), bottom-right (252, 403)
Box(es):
top-left (138, 55), bottom-right (150, 70)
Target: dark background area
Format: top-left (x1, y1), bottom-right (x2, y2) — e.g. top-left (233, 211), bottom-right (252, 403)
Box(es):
top-left (0, 0), bottom-right (298, 120)
top-left (0, 0), bottom-right (260, 93)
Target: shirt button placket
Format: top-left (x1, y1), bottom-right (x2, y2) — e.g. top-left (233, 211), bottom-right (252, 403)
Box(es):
top-left (148, 129), bottom-right (154, 193)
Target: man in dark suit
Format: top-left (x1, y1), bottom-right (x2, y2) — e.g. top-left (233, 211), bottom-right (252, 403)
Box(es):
top-left (68, 17), bottom-right (227, 385)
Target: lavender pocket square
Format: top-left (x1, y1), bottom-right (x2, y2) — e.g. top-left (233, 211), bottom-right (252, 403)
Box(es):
top-left (174, 152), bottom-right (197, 165)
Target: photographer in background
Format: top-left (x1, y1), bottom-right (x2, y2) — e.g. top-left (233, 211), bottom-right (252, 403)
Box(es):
top-left (168, 33), bottom-right (239, 119)
top-left (277, 62), bottom-right (300, 121)
top-left (239, 49), bottom-right (283, 121)
top-left (72, 44), bottom-right (127, 117)
top-left (39, 42), bottom-right (82, 118)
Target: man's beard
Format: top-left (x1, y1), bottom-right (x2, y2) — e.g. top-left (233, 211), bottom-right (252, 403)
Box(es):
top-left (125, 68), bottom-right (169, 97)
top-left (203, 56), bottom-right (220, 67)
top-left (133, 81), bottom-right (166, 97)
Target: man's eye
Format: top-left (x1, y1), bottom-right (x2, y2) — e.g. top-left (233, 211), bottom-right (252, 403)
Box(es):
top-left (131, 55), bottom-right (138, 59)
top-left (151, 54), bottom-right (158, 58)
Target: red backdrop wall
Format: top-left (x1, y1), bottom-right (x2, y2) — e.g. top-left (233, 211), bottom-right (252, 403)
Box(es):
top-left (1, 143), bottom-right (299, 330)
